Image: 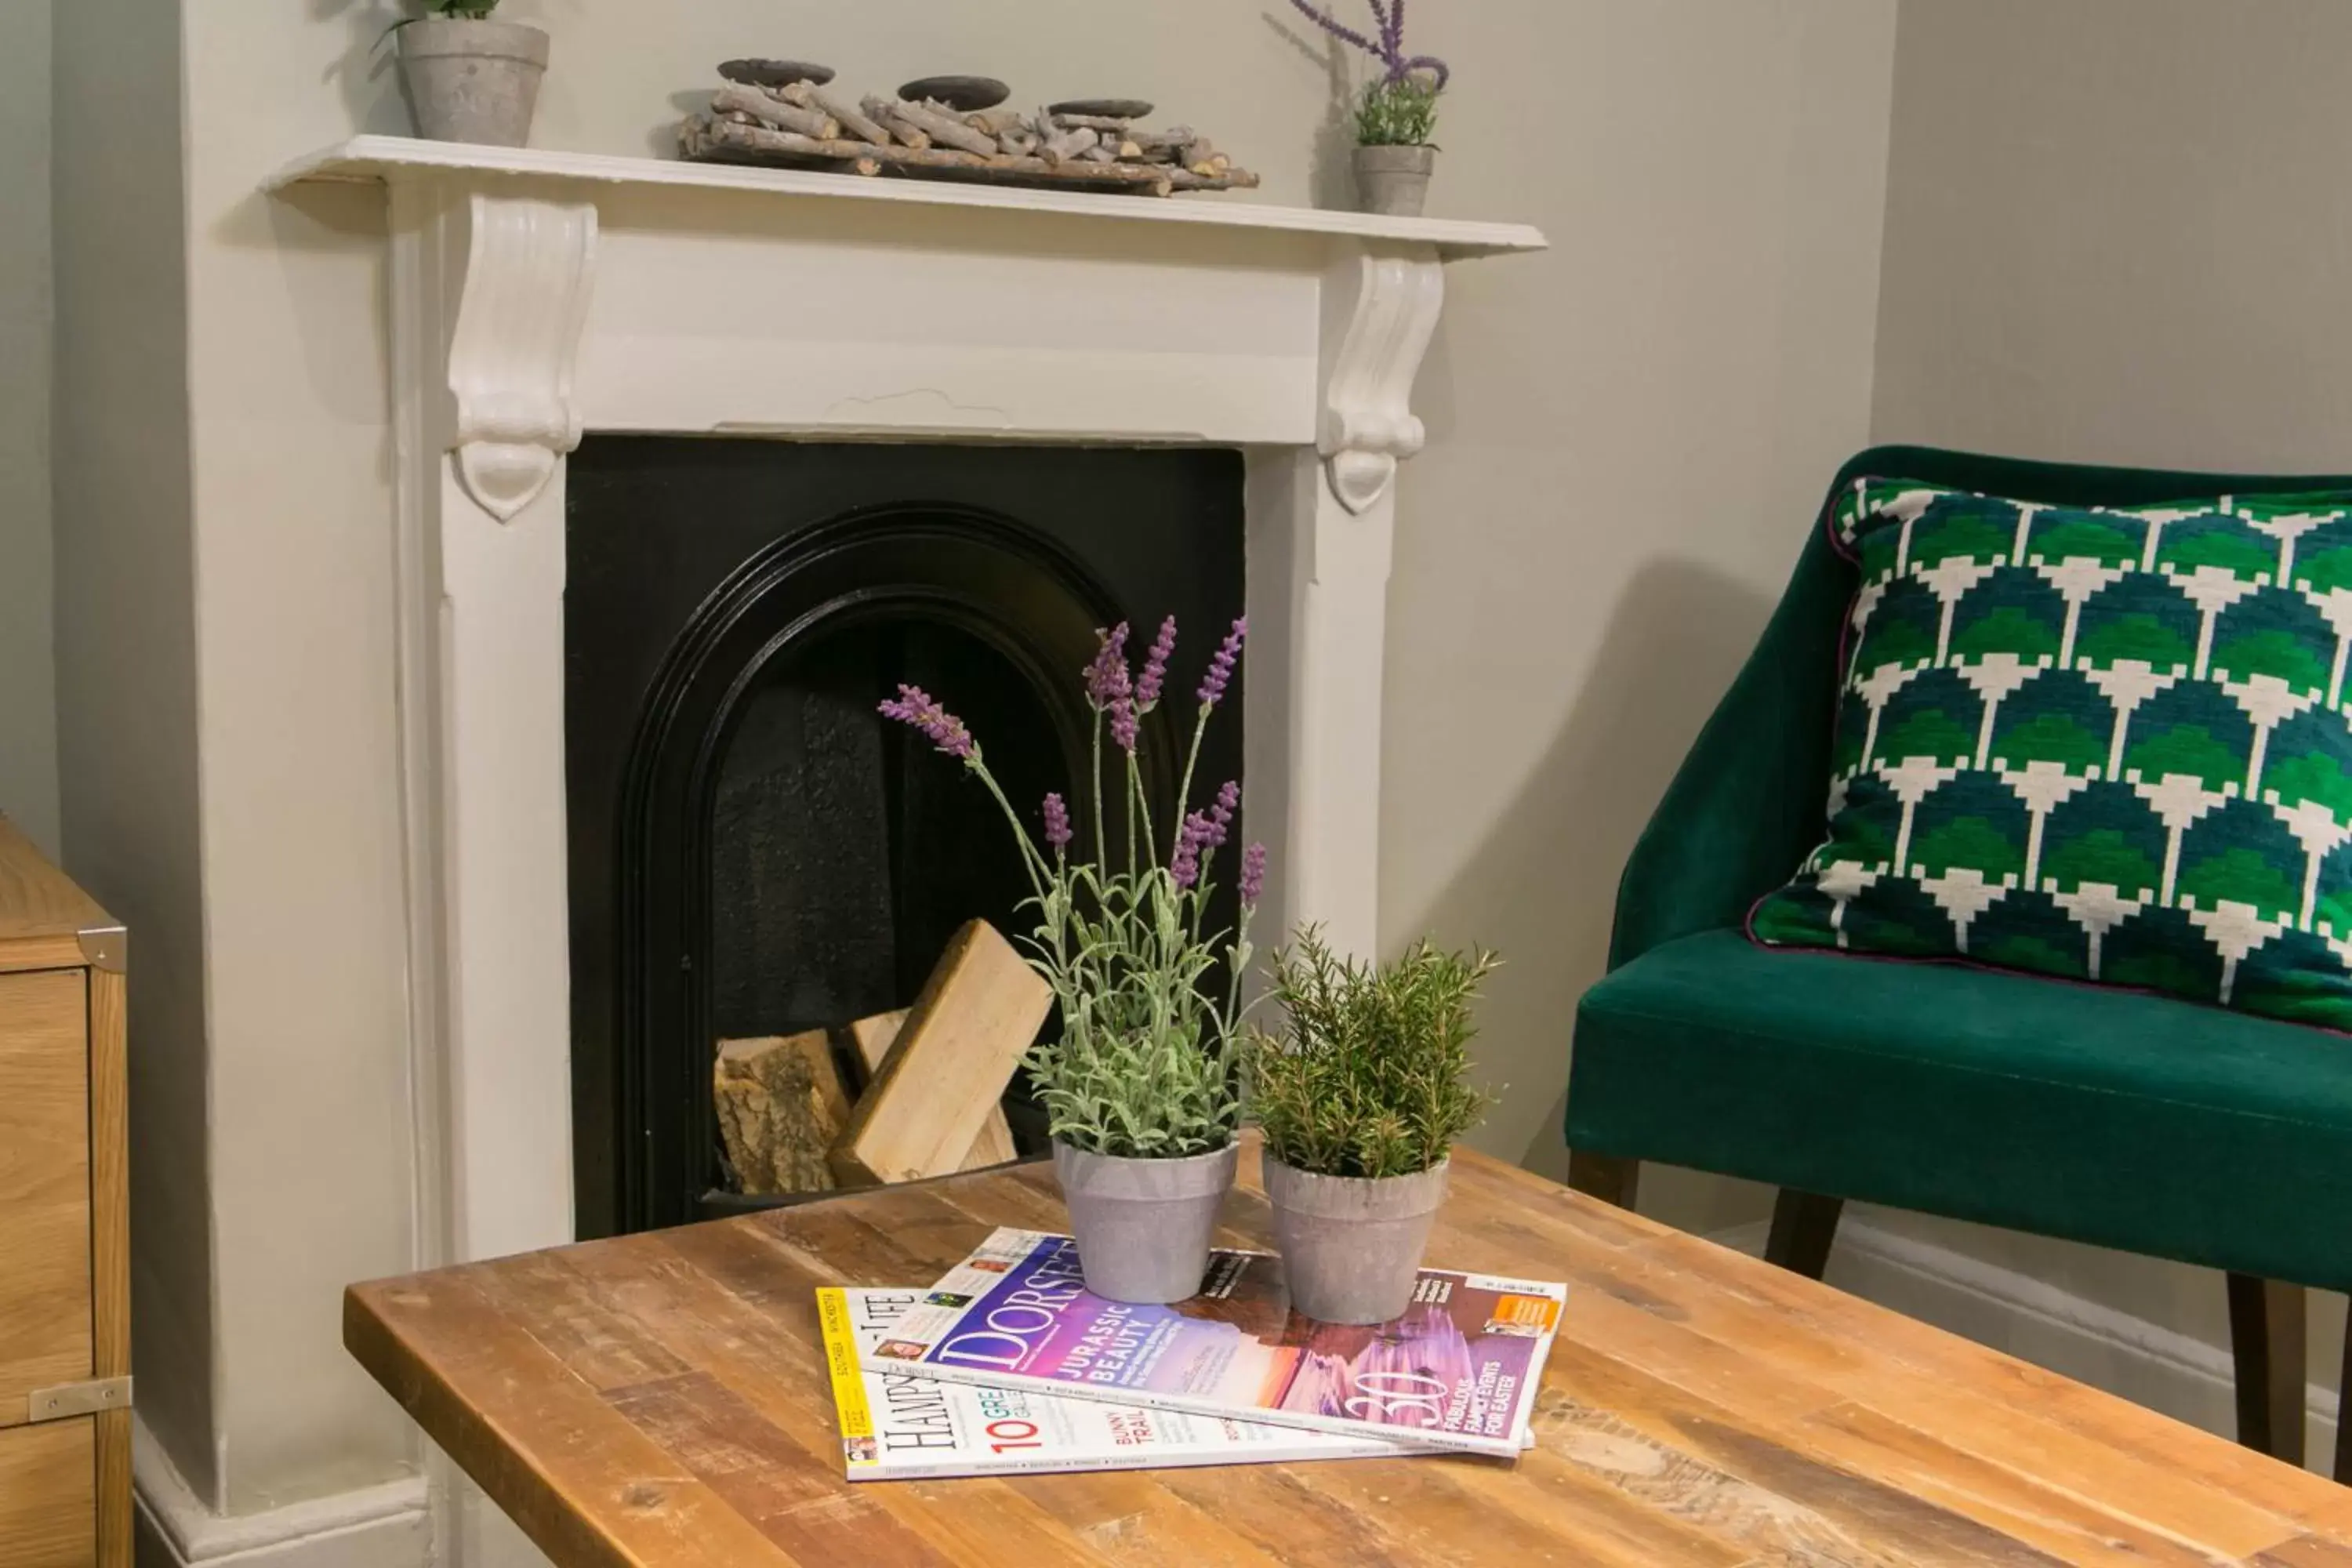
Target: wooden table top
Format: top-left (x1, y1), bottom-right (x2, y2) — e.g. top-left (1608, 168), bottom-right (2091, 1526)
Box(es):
top-left (347, 1142), bottom-right (2352, 1566)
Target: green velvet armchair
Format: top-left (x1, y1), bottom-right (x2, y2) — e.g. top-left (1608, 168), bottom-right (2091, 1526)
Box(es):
top-left (1567, 444), bottom-right (2352, 1475)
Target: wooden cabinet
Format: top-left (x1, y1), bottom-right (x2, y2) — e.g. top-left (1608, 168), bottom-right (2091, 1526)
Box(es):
top-left (0, 818), bottom-right (128, 1566)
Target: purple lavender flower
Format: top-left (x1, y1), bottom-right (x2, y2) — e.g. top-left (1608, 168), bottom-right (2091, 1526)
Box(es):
top-left (1197, 616), bottom-right (1247, 709)
top-left (1287, 0), bottom-right (1450, 87)
top-left (1084, 623), bottom-right (1132, 711)
top-left (1171, 811), bottom-right (1212, 889)
top-left (1109, 697), bottom-right (1139, 754)
top-left (1041, 792), bottom-right (1073, 853)
top-left (877, 684), bottom-right (975, 761)
top-left (1240, 841), bottom-right (1269, 906)
top-left (1135, 616), bottom-right (1178, 711)
top-left (1206, 779), bottom-right (1239, 848)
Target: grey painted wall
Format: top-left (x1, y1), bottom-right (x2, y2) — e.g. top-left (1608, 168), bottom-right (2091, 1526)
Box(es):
top-left (1, 0), bottom-right (56, 856)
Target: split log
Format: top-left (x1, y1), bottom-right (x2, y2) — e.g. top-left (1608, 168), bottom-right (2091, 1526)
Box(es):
top-left (714, 1030), bottom-right (852, 1196)
top-left (1134, 126), bottom-right (1194, 152)
top-left (848, 1009), bottom-right (1018, 1169)
top-left (964, 106), bottom-right (1028, 138)
top-left (862, 96), bottom-right (932, 148)
top-left (1050, 112), bottom-right (1138, 133)
top-left (1109, 139), bottom-right (1143, 160)
top-left (829, 920), bottom-right (1050, 1186)
top-left (884, 97), bottom-right (1003, 157)
top-left (779, 80), bottom-right (892, 145)
top-left (711, 83), bottom-right (837, 141)
top-left (1039, 125), bottom-right (1098, 166)
top-left (1079, 144), bottom-right (1118, 164)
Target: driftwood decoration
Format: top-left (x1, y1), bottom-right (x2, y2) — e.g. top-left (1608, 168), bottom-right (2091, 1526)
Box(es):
top-left (679, 77), bottom-right (1260, 198)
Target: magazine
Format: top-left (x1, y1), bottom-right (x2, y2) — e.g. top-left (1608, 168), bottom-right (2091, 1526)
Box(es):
top-left (818, 1287), bottom-right (1420, 1479)
top-left (855, 1228), bottom-right (1564, 1460)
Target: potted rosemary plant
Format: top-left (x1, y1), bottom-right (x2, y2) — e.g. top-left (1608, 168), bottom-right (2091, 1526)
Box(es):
top-left (880, 617), bottom-right (1264, 1304)
top-left (394, 0), bottom-right (550, 147)
top-left (1289, 0), bottom-right (1450, 216)
top-left (1245, 931), bottom-right (1497, 1323)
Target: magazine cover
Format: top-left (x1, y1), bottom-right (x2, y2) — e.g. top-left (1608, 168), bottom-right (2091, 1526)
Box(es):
top-left (855, 1229), bottom-right (1564, 1459)
top-left (819, 1287), bottom-right (1419, 1479)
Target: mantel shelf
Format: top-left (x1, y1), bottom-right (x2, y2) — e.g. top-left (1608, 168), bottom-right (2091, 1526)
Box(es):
top-left (267, 136), bottom-right (1548, 262)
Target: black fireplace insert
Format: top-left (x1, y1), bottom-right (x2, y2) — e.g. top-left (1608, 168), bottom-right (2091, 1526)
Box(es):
top-left (565, 437), bottom-right (1247, 1236)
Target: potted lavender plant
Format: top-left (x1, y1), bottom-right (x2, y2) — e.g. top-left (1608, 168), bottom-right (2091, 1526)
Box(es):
top-left (1289, 0), bottom-right (1450, 216)
top-left (880, 616), bottom-right (1265, 1304)
top-left (394, 0), bottom-right (549, 147)
top-left (1245, 931), bottom-right (1497, 1323)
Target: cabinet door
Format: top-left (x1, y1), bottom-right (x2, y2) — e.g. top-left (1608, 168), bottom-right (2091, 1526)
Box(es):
top-left (0, 1420), bottom-right (95, 1567)
top-left (0, 971), bottom-right (91, 1420)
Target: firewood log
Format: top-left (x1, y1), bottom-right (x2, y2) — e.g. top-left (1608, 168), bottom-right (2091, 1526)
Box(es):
top-left (714, 1031), bottom-right (851, 1196)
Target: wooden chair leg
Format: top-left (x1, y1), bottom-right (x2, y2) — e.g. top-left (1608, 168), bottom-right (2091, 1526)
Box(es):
top-left (1763, 1189), bottom-right (1844, 1280)
top-left (1566, 1150), bottom-right (1639, 1210)
top-left (2338, 1301), bottom-right (2351, 1484)
top-left (2227, 1272), bottom-right (2307, 1466)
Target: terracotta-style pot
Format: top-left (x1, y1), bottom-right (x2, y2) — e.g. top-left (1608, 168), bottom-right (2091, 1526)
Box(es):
top-left (1352, 143), bottom-right (1436, 217)
top-left (1054, 1139), bottom-right (1239, 1305)
top-left (397, 18), bottom-right (549, 147)
top-left (1265, 1154), bottom-right (1450, 1323)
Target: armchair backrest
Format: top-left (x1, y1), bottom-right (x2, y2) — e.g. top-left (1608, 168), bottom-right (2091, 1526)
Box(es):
top-left (1607, 443), bottom-right (2352, 969)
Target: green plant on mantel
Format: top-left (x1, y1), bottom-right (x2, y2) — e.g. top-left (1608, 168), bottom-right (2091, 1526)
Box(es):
top-left (1245, 928), bottom-right (1498, 1179)
top-left (423, 0), bottom-right (501, 16)
top-left (1355, 78), bottom-right (1440, 147)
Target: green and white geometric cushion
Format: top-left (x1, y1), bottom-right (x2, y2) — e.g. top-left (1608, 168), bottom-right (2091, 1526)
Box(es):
top-left (1751, 477), bottom-right (2352, 1029)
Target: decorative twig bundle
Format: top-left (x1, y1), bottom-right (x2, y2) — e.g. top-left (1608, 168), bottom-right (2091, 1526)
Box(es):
top-left (678, 74), bottom-right (1260, 198)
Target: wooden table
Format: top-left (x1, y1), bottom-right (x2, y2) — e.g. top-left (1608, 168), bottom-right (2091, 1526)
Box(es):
top-left (347, 1142), bottom-right (2352, 1566)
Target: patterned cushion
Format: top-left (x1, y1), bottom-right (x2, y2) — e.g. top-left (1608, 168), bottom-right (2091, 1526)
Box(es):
top-left (1751, 477), bottom-right (2352, 1029)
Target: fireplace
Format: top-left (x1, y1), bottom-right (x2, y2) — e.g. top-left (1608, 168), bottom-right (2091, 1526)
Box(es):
top-left (564, 437), bottom-right (1245, 1235)
top-left (263, 135), bottom-right (1541, 1267)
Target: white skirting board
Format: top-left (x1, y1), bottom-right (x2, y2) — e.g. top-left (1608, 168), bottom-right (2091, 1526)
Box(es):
top-left (130, 1417), bottom-right (429, 1567)
top-left (1710, 1213), bottom-right (2344, 1468)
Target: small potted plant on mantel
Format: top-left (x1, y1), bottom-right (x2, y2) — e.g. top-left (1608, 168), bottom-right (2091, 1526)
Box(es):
top-left (1246, 931), bottom-right (1497, 1323)
top-left (1289, 0), bottom-right (1450, 217)
top-left (881, 617), bottom-right (1265, 1305)
top-left (394, 0), bottom-right (550, 148)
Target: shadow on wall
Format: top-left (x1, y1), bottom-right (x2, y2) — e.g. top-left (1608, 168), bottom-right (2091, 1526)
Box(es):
top-left (314, 0), bottom-right (411, 136)
top-left (1258, 7), bottom-right (1359, 212)
top-left (1406, 554), bottom-right (1784, 1202)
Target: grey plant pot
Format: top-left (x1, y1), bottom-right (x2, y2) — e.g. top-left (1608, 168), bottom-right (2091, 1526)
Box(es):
top-left (397, 18), bottom-right (549, 147)
top-left (1054, 1139), bottom-right (1239, 1305)
top-left (1265, 1154), bottom-right (1450, 1324)
top-left (1352, 143), bottom-right (1436, 218)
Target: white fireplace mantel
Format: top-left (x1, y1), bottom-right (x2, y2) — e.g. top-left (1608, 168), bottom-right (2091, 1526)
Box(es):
top-left (267, 136), bottom-right (1544, 1269)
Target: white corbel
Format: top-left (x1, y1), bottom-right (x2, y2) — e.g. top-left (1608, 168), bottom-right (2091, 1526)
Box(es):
top-left (1318, 245), bottom-right (1445, 515)
top-left (432, 190), bottom-right (598, 521)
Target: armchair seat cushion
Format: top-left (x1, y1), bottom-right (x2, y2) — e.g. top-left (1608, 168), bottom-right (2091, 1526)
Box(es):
top-left (1569, 927), bottom-right (2352, 1290)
